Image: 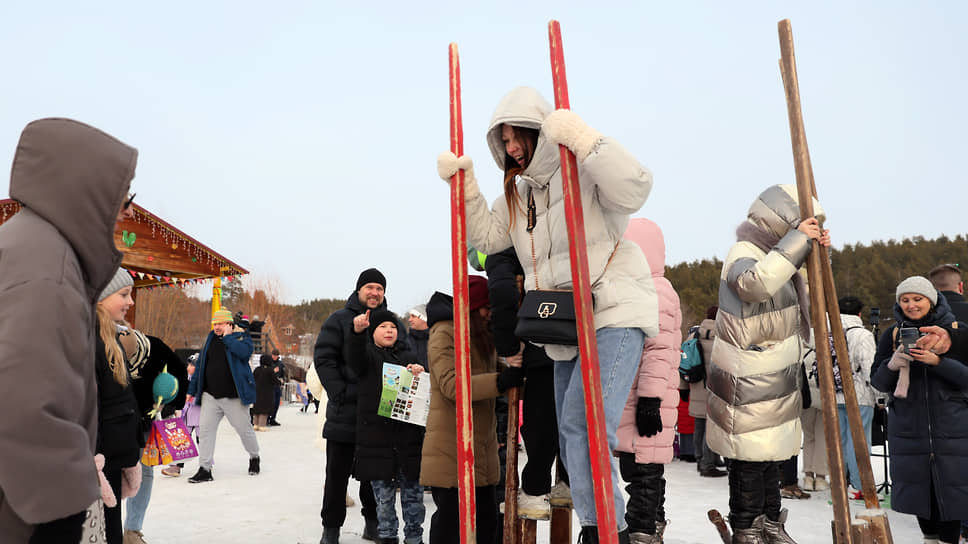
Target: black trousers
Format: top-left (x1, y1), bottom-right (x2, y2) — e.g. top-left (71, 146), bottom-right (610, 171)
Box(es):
top-left (520, 364), bottom-right (568, 495)
top-left (29, 511), bottom-right (85, 544)
top-left (780, 455), bottom-right (798, 486)
top-left (321, 439), bottom-right (376, 528)
top-left (728, 459), bottom-right (782, 530)
top-left (618, 453), bottom-right (664, 534)
top-left (916, 476), bottom-right (962, 543)
top-left (430, 486), bottom-right (497, 544)
top-left (270, 386), bottom-right (282, 422)
top-left (103, 466), bottom-right (124, 544)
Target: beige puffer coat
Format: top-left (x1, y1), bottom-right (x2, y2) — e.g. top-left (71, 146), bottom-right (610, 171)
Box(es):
top-left (463, 87), bottom-right (658, 359)
top-left (706, 185), bottom-right (822, 462)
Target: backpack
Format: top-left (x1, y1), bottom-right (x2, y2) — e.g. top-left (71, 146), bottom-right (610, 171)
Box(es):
top-left (679, 329), bottom-right (706, 383)
top-left (810, 326), bottom-right (862, 392)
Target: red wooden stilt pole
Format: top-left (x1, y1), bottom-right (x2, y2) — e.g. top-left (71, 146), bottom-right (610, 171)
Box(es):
top-left (448, 42), bottom-right (477, 544)
top-left (547, 20), bottom-right (618, 544)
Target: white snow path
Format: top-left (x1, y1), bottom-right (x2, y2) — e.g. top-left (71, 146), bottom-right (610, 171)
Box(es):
top-left (134, 404), bottom-right (923, 543)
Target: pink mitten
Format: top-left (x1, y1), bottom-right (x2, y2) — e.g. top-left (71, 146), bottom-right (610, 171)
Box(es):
top-left (94, 454), bottom-right (117, 508)
top-left (121, 464), bottom-right (142, 499)
top-left (887, 347), bottom-right (913, 399)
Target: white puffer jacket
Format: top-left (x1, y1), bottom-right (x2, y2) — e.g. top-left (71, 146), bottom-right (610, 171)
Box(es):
top-left (463, 87), bottom-right (658, 358)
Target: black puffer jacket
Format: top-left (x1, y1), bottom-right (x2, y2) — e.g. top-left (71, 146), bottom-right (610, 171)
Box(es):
top-left (313, 291), bottom-right (407, 443)
top-left (348, 332), bottom-right (424, 481)
top-left (95, 324), bottom-right (143, 472)
top-left (871, 296), bottom-right (968, 521)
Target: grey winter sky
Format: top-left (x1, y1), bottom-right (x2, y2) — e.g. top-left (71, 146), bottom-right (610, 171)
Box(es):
top-left (1, 2), bottom-right (965, 313)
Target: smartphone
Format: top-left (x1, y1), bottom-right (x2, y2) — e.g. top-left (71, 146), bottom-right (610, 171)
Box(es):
top-left (899, 327), bottom-right (923, 354)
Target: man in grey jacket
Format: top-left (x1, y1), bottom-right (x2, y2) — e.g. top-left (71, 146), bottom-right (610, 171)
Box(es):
top-left (0, 119), bottom-right (137, 543)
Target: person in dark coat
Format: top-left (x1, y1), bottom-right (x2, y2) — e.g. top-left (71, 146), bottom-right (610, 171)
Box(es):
top-left (871, 276), bottom-right (968, 544)
top-left (483, 247), bottom-right (566, 521)
top-left (121, 330), bottom-right (189, 542)
top-left (406, 305), bottom-right (430, 368)
top-left (314, 268), bottom-right (407, 543)
top-left (252, 354), bottom-right (278, 431)
top-left (348, 308), bottom-right (426, 544)
top-left (928, 263), bottom-right (968, 323)
top-left (94, 269), bottom-right (145, 544)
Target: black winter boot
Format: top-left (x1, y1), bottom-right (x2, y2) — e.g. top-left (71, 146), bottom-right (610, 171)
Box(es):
top-left (361, 518), bottom-right (379, 541)
top-left (320, 527), bottom-right (339, 544)
top-left (188, 467), bottom-right (213, 483)
top-left (248, 457), bottom-right (260, 475)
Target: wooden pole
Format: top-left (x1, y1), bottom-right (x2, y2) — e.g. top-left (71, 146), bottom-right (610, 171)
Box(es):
top-left (547, 20), bottom-right (618, 544)
top-left (777, 18), bottom-right (852, 544)
top-left (449, 42), bottom-right (477, 544)
top-left (503, 386), bottom-right (521, 544)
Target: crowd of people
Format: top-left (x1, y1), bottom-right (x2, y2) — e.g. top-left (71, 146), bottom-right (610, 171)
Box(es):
top-left (0, 92), bottom-right (966, 544)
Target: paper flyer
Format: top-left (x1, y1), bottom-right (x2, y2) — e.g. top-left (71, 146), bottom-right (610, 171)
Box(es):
top-left (377, 362), bottom-right (430, 427)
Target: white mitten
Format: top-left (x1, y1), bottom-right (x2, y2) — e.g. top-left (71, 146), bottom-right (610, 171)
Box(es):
top-left (541, 109), bottom-right (603, 162)
top-left (435, 152), bottom-right (479, 198)
top-left (94, 454), bottom-right (117, 508)
top-left (121, 464), bottom-right (142, 499)
top-left (888, 347), bottom-right (913, 398)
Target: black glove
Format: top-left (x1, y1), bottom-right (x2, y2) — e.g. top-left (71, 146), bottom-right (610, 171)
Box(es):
top-left (496, 366), bottom-right (525, 394)
top-left (635, 397), bottom-right (662, 438)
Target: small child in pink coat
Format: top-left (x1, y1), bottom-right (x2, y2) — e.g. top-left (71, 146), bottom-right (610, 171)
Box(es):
top-left (615, 218), bottom-right (682, 542)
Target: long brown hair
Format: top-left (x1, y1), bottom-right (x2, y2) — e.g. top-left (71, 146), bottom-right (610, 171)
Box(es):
top-left (97, 305), bottom-right (129, 386)
top-left (502, 125), bottom-right (539, 229)
top-left (469, 308), bottom-right (495, 361)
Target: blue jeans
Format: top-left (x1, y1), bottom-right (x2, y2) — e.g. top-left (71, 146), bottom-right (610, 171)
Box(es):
top-left (124, 457), bottom-right (153, 531)
top-left (554, 327), bottom-right (645, 529)
top-left (837, 404), bottom-right (874, 490)
top-left (371, 471), bottom-right (425, 544)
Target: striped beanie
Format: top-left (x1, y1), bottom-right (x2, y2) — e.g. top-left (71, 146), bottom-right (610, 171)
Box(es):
top-left (211, 309), bottom-right (234, 324)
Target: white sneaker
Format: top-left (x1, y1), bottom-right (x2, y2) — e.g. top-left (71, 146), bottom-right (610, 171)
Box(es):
top-left (802, 475), bottom-right (815, 491)
top-left (812, 476), bottom-right (830, 491)
top-left (549, 481), bottom-right (573, 508)
top-left (517, 491), bottom-right (550, 520)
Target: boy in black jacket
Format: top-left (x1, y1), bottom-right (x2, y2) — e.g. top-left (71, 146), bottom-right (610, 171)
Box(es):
top-left (348, 309), bottom-right (426, 544)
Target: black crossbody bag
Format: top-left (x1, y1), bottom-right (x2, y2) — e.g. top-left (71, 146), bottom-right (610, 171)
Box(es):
top-left (514, 189), bottom-right (619, 346)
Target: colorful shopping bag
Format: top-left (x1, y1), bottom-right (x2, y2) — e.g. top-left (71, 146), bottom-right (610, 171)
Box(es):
top-left (140, 426), bottom-right (163, 467)
top-left (153, 417), bottom-right (198, 462)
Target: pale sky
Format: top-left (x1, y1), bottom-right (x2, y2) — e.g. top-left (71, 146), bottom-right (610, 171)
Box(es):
top-left (2, 1), bottom-right (965, 314)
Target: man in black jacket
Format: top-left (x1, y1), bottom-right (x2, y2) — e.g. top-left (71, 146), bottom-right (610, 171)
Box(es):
top-left (314, 268), bottom-right (399, 544)
top-left (928, 264), bottom-right (968, 323)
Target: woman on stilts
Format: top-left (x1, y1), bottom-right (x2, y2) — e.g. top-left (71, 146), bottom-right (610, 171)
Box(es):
top-left (438, 86), bottom-right (657, 540)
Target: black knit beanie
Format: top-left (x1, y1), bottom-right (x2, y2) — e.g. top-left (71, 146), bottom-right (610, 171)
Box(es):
top-left (356, 268), bottom-right (387, 291)
top-left (367, 309), bottom-right (398, 338)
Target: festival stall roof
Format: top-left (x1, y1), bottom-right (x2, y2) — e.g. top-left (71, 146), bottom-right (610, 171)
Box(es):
top-left (0, 199), bottom-right (248, 289)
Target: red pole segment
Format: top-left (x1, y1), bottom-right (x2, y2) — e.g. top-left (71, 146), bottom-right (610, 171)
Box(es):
top-left (448, 42), bottom-right (477, 544)
top-left (547, 20), bottom-right (618, 544)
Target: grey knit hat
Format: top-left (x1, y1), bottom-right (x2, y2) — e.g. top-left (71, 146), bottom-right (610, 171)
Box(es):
top-left (896, 275), bottom-right (938, 306)
top-left (99, 268), bottom-right (134, 301)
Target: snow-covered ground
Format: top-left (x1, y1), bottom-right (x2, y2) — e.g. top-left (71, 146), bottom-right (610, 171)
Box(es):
top-left (134, 404), bottom-right (923, 543)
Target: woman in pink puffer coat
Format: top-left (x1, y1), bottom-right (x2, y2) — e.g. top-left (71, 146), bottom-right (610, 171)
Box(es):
top-left (615, 218), bottom-right (682, 543)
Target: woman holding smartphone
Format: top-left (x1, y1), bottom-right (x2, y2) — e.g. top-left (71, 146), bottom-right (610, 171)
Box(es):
top-left (871, 276), bottom-right (968, 544)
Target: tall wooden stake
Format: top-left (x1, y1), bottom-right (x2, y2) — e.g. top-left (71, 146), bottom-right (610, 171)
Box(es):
top-left (449, 42), bottom-right (477, 544)
top-left (777, 19), bottom-right (852, 544)
top-left (547, 20), bottom-right (618, 544)
top-left (503, 387), bottom-right (521, 544)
